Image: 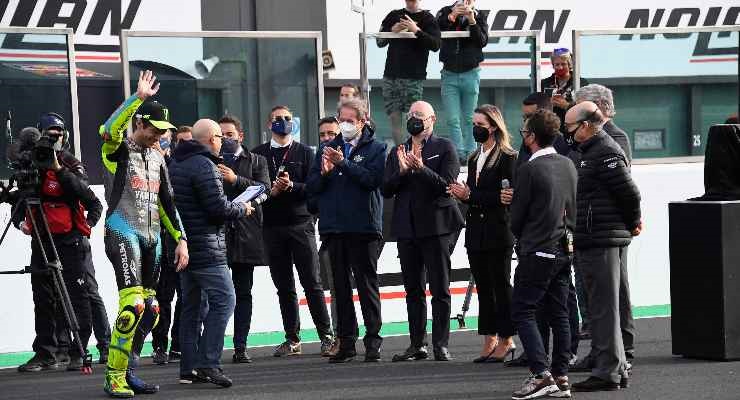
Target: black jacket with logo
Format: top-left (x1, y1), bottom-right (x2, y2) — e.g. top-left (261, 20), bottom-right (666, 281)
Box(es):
top-left (575, 131), bottom-right (641, 249)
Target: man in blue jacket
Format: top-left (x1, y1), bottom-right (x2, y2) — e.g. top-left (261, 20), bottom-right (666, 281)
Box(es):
top-left (307, 99), bottom-right (387, 363)
top-left (169, 119), bottom-right (252, 388)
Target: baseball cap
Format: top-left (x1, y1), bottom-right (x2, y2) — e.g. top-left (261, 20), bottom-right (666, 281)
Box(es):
top-left (135, 100), bottom-right (176, 130)
top-left (38, 112), bottom-right (66, 132)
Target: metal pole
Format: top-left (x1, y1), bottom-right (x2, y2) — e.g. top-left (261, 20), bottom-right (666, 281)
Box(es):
top-left (360, 2), bottom-right (371, 115)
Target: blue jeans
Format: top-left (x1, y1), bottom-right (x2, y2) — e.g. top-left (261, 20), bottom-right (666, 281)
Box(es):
top-left (179, 265), bottom-right (234, 374)
top-left (512, 252), bottom-right (572, 377)
top-left (441, 67), bottom-right (481, 159)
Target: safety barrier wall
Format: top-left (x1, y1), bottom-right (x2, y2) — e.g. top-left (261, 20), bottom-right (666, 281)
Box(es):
top-left (0, 161), bottom-right (703, 354)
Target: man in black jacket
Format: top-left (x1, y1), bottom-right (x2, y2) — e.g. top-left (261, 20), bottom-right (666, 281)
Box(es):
top-left (378, 0), bottom-right (441, 144)
top-left (437, 0), bottom-right (489, 161)
top-left (564, 102), bottom-right (642, 393)
top-left (572, 84), bottom-right (636, 366)
top-left (252, 106), bottom-right (334, 357)
top-left (509, 109), bottom-right (577, 400)
top-left (383, 101), bottom-right (464, 362)
top-left (217, 115), bottom-right (270, 363)
top-left (307, 99), bottom-right (387, 363)
top-left (12, 123), bottom-right (103, 373)
top-left (170, 119), bottom-right (252, 387)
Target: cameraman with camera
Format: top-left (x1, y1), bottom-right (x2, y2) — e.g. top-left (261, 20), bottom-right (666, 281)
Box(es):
top-left (11, 115), bottom-right (103, 373)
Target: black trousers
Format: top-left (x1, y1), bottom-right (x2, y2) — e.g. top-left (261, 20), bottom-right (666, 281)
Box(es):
top-left (231, 263), bottom-right (255, 350)
top-left (397, 233), bottom-right (454, 349)
top-left (468, 247), bottom-right (514, 338)
top-left (152, 266), bottom-right (181, 352)
top-left (31, 235), bottom-right (93, 359)
top-left (326, 234), bottom-right (383, 351)
top-left (263, 221), bottom-right (332, 343)
top-left (318, 242), bottom-right (339, 333)
top-left (85, 266), bottom-right (111, 352)
top-left (537, 270), bottom-right (580, 356)
top-left (511, 252), bottom-right (571, 377)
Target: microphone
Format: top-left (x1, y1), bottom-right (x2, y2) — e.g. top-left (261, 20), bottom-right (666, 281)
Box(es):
top-left (501, 179), bottom-right (510, 190)
top-left (6, 110), bottom-right (12, 143)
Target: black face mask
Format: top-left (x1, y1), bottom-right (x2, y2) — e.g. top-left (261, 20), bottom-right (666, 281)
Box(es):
top-left (407, 117), bottom-right (425, 136)
top-left (473, 126), bottom-right (491, 143)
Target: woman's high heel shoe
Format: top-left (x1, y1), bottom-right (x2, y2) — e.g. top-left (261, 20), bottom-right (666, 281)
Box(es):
top-left (473, 349), bottom-right (496, 363)
top-left (490, 345), bottom-right (517, 363)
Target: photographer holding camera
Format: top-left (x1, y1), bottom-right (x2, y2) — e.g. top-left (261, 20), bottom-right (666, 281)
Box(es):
top-left (11, 115), bottom-right (103, 373)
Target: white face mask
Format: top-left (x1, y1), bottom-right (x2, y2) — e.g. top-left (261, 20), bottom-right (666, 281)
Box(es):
top-left (339, 121), bottom-right (359, 140)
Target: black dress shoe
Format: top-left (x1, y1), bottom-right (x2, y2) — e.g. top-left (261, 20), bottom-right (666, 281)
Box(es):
top-left (572, 376), bottom-right (621, 392)
top-left (392, 345), bottom-right (428, 362)
top-left (504, 353), bottom-right (529, 368)
top-left (569, 354), bottom-right (594, 372)
top-left (232, 348), bottom-right (252, 364)
top-left (196, 368), bottom-right (233, 388)
top-left (364, 348), bottom-right (381, 362)
top-left (433, 347), bottom-right (452, 361)
top-left (329, 349), bottom-right (357, 363)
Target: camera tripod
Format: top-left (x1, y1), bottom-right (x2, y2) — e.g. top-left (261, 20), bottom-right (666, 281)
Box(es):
top-left (0, 188), bottom-right (93, 375)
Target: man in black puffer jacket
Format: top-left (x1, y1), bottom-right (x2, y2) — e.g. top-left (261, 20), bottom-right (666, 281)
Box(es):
top-left (565, 102), bottom-right (642, 393)
top-left (169, 119), bottom-right (252, 388)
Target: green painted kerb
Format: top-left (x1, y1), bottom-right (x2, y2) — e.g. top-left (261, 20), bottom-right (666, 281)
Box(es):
top-left (0, 304), bottom-right (671, 368)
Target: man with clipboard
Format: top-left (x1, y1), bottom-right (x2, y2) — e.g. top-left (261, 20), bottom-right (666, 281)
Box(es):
top-left (217, 115), bottom-right (270, 364)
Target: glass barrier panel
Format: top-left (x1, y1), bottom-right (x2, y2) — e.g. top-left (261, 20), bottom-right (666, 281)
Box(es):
top-left (578, 30), bottom-right (738, 159)
top-left (0, 32), bottom-right (73, 180)
top-left (361, 33), bottom-right (537, 154)
top-left (125, 35), bottom-right (321, 148)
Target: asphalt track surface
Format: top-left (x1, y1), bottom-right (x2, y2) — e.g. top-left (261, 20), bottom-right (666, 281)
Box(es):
top-left (2, 317), bottom-right (739, 400)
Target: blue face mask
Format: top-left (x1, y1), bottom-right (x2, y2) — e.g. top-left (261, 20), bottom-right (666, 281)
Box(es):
top-left (159, 138), bottom-right (171, 150)
top-left (220, 137), bottom-right (240, 165)
top-left (271, 118), bottom-right (293, 136)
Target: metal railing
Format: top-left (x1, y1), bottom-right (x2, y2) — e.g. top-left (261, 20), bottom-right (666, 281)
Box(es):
top-left (359, 30), bottom-right (543, 113)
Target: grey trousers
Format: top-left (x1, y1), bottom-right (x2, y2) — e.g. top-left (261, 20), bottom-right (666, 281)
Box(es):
top-left (319, 241), bottom-right (339, 334)
top-left (619, 246), bottom-right (636, 355)
top-left (578, 246), bottom-right (629, 383)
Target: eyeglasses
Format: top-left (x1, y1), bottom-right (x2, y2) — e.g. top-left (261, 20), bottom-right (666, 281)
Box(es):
top-left (519, 128), bottom-right (531, 138)
top-left (273, 116), bottom-right (292, 122)
top-left (553, 47), bottom-right (570, 55)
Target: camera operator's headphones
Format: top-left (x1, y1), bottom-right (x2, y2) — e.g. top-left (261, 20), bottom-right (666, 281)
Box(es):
top-left (37, 112), bottom-right (70, 150)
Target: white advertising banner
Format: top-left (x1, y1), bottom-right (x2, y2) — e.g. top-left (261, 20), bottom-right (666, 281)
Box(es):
top-left (328, 0), bottom-right (739, 79)
top-left (0, 0), bottom-right (202, 62)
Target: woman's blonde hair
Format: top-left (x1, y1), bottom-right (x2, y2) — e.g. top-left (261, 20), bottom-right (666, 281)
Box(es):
top-left (474, 104), bottom-right (515, 155)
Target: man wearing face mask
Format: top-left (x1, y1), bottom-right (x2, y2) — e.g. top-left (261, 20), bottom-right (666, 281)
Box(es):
top-left (564, 102), bottom-right (641, 393)
top-left (307, 99), bottom-right (387, 363)
top-left (382, 101), bottom-right (464, 362)
top-left (252, 106), bottom-right (334, 357)
top-left (216, 115), bottom-right (270, 363)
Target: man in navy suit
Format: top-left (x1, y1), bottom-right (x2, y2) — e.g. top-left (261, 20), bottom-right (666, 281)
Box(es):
top-left (383, 101), bottom-right (464, 362)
